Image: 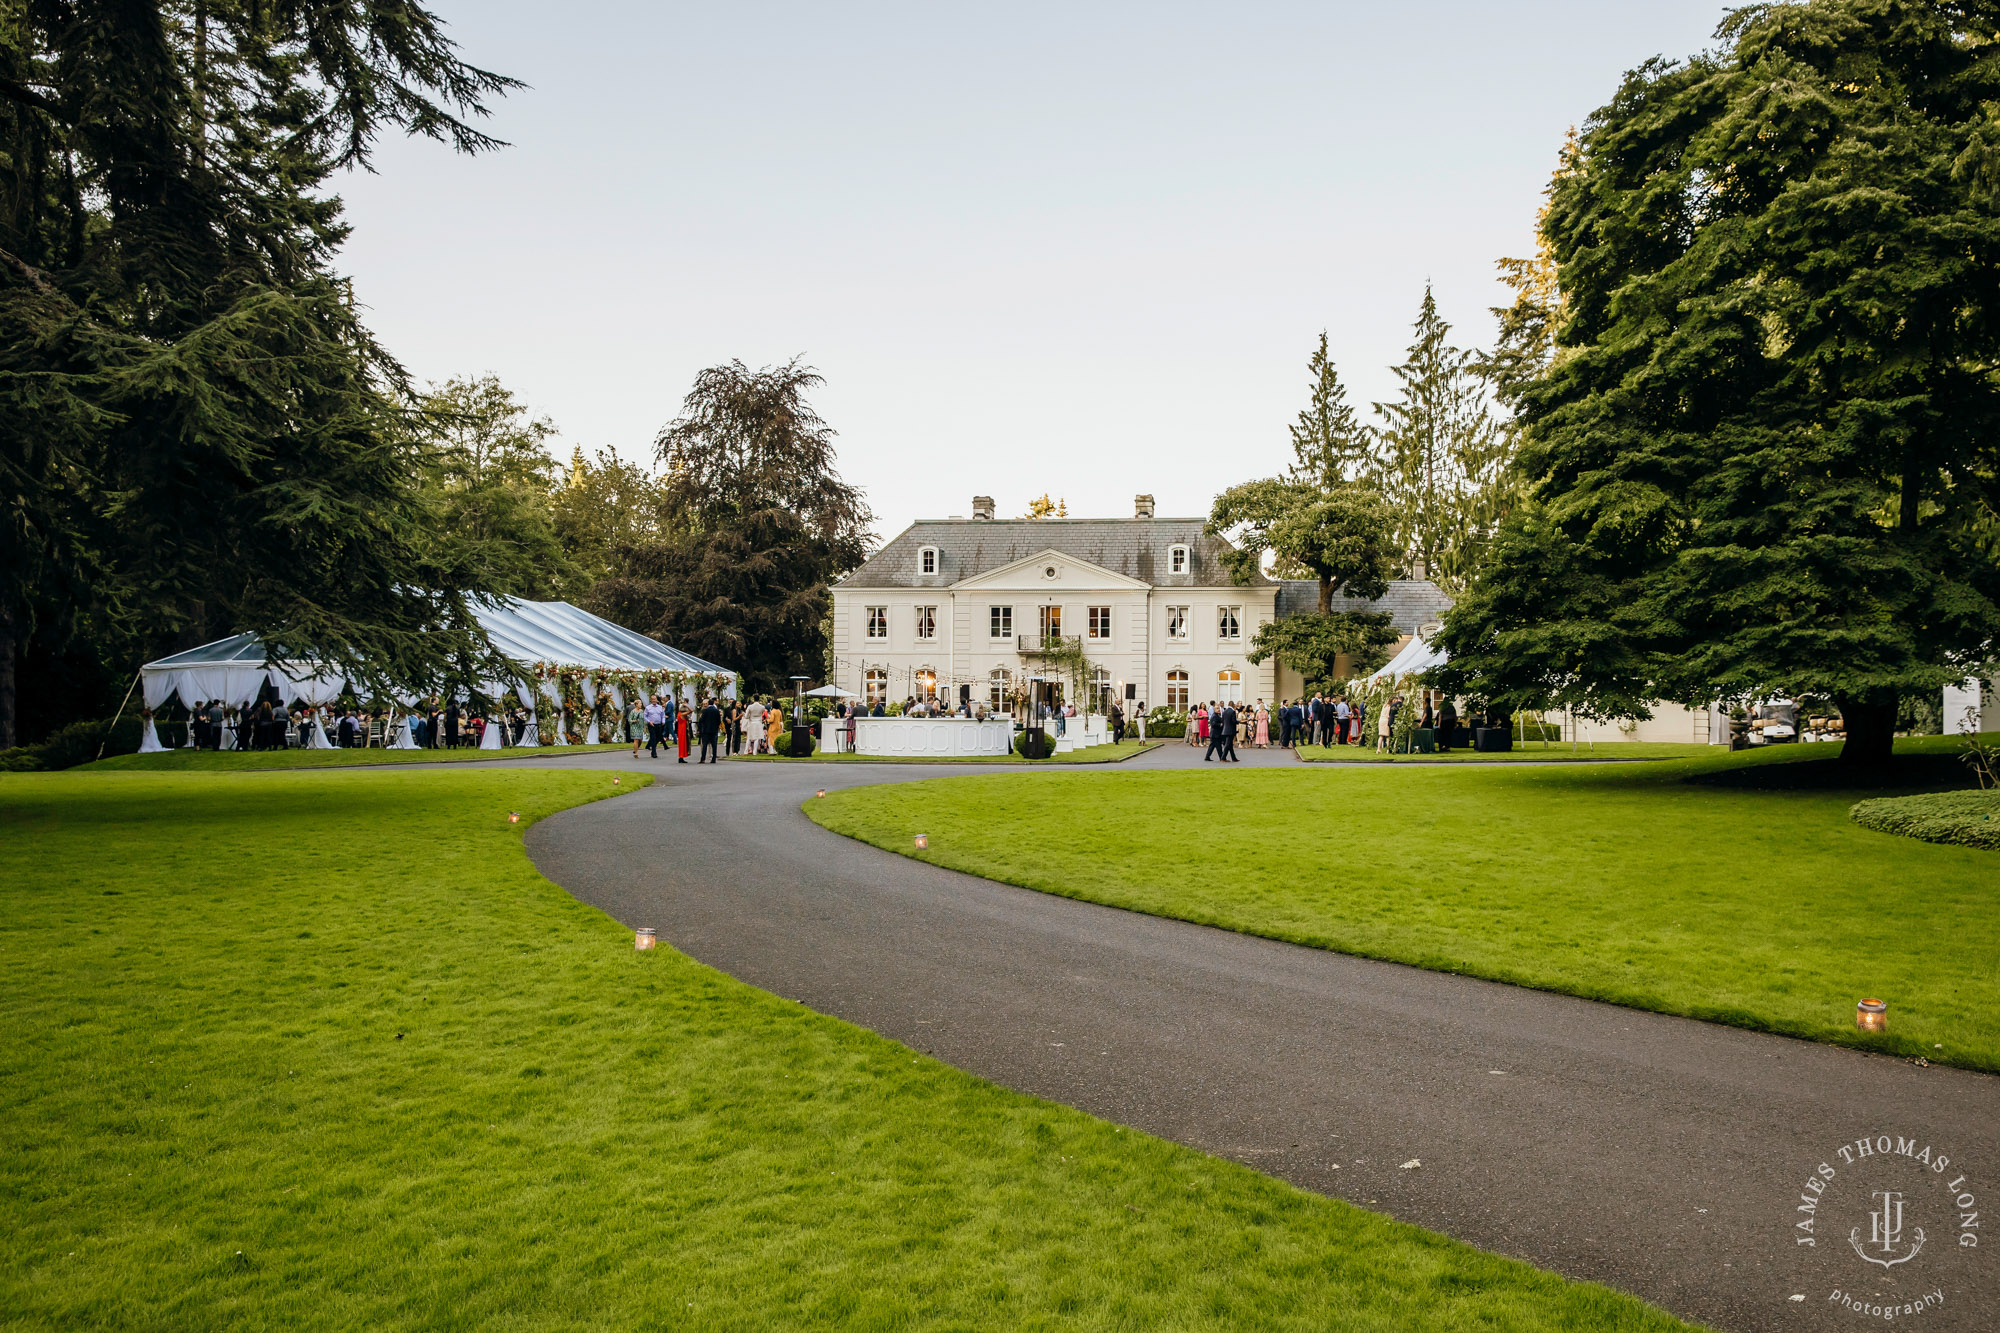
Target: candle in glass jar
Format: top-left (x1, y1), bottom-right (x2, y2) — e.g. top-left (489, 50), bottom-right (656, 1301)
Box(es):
top-left (1856, 998), bottom-right (1887, 1033)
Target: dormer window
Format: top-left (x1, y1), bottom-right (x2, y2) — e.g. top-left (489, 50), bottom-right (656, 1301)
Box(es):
top-left (1169, 545), bottom-right (1188, 575)
top-left (919, 546), bottom-right (938, 576)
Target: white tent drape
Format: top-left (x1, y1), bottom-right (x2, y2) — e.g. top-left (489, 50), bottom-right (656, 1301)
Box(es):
top-left (389, 717), bottom-right (419, 749)
top-left (479, 719), bottom-right (503, 749)
top-left (137, 719), bottom-right (166, 753)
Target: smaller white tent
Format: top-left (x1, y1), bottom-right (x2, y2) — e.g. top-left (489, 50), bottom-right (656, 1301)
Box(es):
top-left (1367, 633), bottom-right (1445, 682)
top-left (140, 597), bottom-right (737, 721)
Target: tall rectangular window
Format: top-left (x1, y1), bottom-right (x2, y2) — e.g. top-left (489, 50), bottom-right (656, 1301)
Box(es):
top-left (866, 606), bottom-right (888, 640)
top-left (990, 605), bottom-right (1012, 639)
top-left (1217, 605), bottom-right (1241, 641)
top-left (919, 547), bottom-right (937, 575)
top-left (865, 669), bottom-right (887, 706)
top-left (1166, 670), bottom-right (1189, 710)
top-left (915, 606), bottom-right (937, 640)
top-left (1039, 605), bottom-right (1062, 640)
top-left (1087, 606), bottom-right (1111, 640)
top-left (1166, 606), bottom-right (1189, 640)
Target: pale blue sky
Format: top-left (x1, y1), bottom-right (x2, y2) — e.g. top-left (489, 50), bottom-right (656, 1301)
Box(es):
top-left (336, 2), bottom-right (1729, 541)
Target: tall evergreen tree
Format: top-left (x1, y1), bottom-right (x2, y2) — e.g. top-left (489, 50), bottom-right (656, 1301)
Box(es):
top-left (1433, 0), bottom-right (2000, 764)
top-left (591, 360), bottom-right (872, 692)
top-left (0, 0), bottom-right (520, 743)
top-left (1371, 285), bottom-right (1501, 589)
top-left (412, 376), bottom-right (574, 601)
top-left (1286, 331), bottom-right (1372, 486)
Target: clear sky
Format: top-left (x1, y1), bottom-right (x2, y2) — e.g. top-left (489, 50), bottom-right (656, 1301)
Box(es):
top-left (335, 1), bottom-right (1730, 543)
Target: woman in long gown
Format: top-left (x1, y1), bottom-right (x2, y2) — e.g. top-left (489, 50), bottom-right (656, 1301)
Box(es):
top-left (1193, 704), bottom-right (1208, 747)
top-left (765, 702), bottom-right (784, 754)
top-left (676, 707), bottom-right (691, 763)
top-left (1255, 702), bottom-right (1270, 748)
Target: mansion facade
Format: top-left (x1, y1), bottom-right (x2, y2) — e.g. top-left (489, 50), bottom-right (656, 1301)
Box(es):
top-left (828, 495), bottom-right (1451, 714)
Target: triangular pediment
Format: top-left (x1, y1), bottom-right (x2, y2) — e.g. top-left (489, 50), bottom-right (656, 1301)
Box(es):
top-left (950, 548), bottom-right (1151, 592)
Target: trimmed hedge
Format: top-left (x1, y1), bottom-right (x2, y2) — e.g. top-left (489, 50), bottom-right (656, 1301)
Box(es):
top-left (1850, 790), bottom-right (2000, 850)
top-left (0, 716), bottom-right (146, 772)
top-left (1014, 731), bottom-right (1057, 759)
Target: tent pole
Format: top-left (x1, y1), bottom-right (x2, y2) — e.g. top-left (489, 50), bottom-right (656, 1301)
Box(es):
top-left (97, 670), bottom-right (143, 761)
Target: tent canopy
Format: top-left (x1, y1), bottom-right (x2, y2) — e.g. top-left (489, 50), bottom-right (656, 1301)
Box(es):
top-left (140, 597), bottom-right (736, 710)
top-left (1368, 633), bottom-right (1445, 683)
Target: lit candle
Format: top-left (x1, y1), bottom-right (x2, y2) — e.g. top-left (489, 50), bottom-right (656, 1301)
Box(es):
top-left (634, 928), bottom-right (656, 951)
top-left (914, 834), bottom-right (928, 850)
top-left (816, 789), bottom-right (827, 799)
top-left (1856, 998), bottom-right (1887, 1033)
top-left (507, 811), bottom-right (520, 824)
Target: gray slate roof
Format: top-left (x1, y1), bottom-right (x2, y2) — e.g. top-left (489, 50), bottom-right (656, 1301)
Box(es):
top-left (837, 518), bottom-right (1272, 590)
top-left (1274, 579), bottom-right (1454, 633)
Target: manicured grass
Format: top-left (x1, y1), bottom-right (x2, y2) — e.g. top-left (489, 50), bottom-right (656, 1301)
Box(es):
top-left (810, 738), bottom-right (2000, 1073)
top-left (1295, 740), bottom-right (1715, 763)
top-left (89, 744), bottom-right (629, 771)
top-left (0, 770), bottom-right (1694, 1331)
top-left (745, 740), bottom-right (1161, 764)
top-left (1850, 789), bottom-right (2000, 850)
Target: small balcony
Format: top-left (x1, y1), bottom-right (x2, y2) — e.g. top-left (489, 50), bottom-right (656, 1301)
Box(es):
top-left (1018, 634), bottom-right (1082, 655)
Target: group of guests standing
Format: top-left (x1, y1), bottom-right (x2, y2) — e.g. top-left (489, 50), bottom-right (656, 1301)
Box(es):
top-left (623, 695), bottom-right (795, 762)
top-left (1276, 694), bottom-right (1371, 748)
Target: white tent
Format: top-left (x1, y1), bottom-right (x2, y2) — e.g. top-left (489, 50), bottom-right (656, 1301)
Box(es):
top-left (140, 597), bottom-right (737, 729)
top-left (1367, 632), bottom-right (1445, 682)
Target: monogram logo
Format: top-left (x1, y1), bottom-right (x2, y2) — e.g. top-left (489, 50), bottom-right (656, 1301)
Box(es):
top-left (1850, 1189), bottom-right (1925, 1268)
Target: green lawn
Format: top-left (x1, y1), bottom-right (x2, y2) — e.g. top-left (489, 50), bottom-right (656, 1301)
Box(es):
top-left (91, 744), bottom-right (630, 771)
top-left (1295, 740), bottom-right (1715, 763)
top-left (0, 769), bottom-right (1693, 1331)
top-left (745, 740), bottom-right (1160, 764)
top-left (809, 738), bottom-right (2000, 1073)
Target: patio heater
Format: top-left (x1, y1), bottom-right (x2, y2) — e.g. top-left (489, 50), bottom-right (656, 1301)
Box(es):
top-left (789, 675), bottom-right (811, 758)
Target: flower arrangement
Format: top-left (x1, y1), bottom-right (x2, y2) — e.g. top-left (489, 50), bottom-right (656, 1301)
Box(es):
top-left (557, 669), bottom-right (588, 744)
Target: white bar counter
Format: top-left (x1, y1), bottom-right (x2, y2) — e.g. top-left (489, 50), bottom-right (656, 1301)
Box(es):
top-left (835, 716), bottom-right (1016, 757)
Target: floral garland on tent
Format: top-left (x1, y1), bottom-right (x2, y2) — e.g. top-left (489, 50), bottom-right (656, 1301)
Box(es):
top-left (524, 661), bottom-right (732, 745)
top-left (554, 668), bottom-right (588, 744)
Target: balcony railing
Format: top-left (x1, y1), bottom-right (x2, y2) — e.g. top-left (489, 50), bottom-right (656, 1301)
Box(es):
top-left (1018, 634), bottom-right (1082, 654)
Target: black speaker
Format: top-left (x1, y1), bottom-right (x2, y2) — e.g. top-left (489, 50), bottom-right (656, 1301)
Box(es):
top-left (1125, 683), bottom-right (1136, 699)
top-left (960, 684), bottom-right (971, 704)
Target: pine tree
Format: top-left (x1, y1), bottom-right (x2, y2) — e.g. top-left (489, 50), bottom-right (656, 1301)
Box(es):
top-left (1371, 285), bottom-right (1500, 589)
top-left (412, 376), bottom-right (575, 600)
top-left (0, 1), bottom-right (521, 743)
top-left (1286, 332), bottom-right (1371, 486)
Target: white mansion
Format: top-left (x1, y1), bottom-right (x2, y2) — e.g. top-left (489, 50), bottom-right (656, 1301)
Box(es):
top-left (827, 494), bottom-right (1452, 713)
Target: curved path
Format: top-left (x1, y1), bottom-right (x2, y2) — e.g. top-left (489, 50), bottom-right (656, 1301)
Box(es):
top-left (512, 745), bottom-right (1996, 1333)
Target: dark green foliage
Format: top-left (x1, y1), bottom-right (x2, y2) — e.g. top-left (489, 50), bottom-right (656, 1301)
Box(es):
top-left (0, 0), bottom-right (520, 744)
top-left (1208, 479), bottom-right (1396, 609)
top-left (411, 376), bottom-right (576, 600)
top-left (1435, 0), bottom-right (2000, 764)
top-left (594, 361), bottom-right (871, 693)
top-left (1249, 613), bottom-right (1402, 692)
top-left (0, 715), bottom-right (144, 771)
top-left (1850, 790), bottom-right (2000, 849)
top-left (1014, 730), bottom-right (1056, 758)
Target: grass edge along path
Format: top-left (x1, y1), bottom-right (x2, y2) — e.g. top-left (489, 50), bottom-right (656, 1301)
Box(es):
top-left (86, 744), bottom-right (632, 772)
top-left (0, 769), bottom-right (1699, 1332)
top-left (807, 741), bottom-right (2000, 1075)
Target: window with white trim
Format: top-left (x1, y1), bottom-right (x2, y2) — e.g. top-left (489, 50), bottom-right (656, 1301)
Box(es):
top-left (915, 668), bottom-right (937, 700)
top-left (915, 605), bottom-right (937, 640)
top-left (1039, 605), bottom-right (1062, 639)
top-left (1166, 669), bottom-right (1189, 710)
top-left (1169, 545), bottom-right (1188, 575)
top-left (1087, 606), bottom-right (1112, 640)
top-left (1217, 605), bottom-right (1242, 641)
top-left (989, 666), bottom-right (1011, 711)
top-left (1217, 668), bottom-right (1243, 702)
top-left (989, 605), bottom-right (1012, 639)
top-left (1166, 605), bottom-right (1189, 640)
top-left (919, 546), bottom-right (938, 576)
top-left (866, 606), bottom-right (888, 640)
top-left (865, 669), bottom-right (887, 706)
top-left (1091, 667), bottom-right (1112, 714)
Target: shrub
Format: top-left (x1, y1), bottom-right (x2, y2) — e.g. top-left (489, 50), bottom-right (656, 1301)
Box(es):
top-left (1850, 790), bottom-right (2000, 850)
top-left (783, 729), bottom-right (818, 758)
top-left (0, 716), bottom-right (146, 771)
top-left (1014, 730), bottom-right (1056, 759)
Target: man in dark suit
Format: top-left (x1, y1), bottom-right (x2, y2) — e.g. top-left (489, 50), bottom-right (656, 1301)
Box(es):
top-left (444, 700), bottom-right (460, 749)
top-left (1219, 703), bottom-right (1240, 761)
top-left (697, 700), bottom-right (722, 763)
top-left (426, 702), bottom-right (442, 749)
top-left (336, 712), bottom-right (355, 748)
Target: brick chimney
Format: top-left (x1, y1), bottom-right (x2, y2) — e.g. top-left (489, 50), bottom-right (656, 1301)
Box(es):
top-left (1134, 493), bottom-right (1155, 519)
top-left (971, 495), bottom-right (995, 521)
